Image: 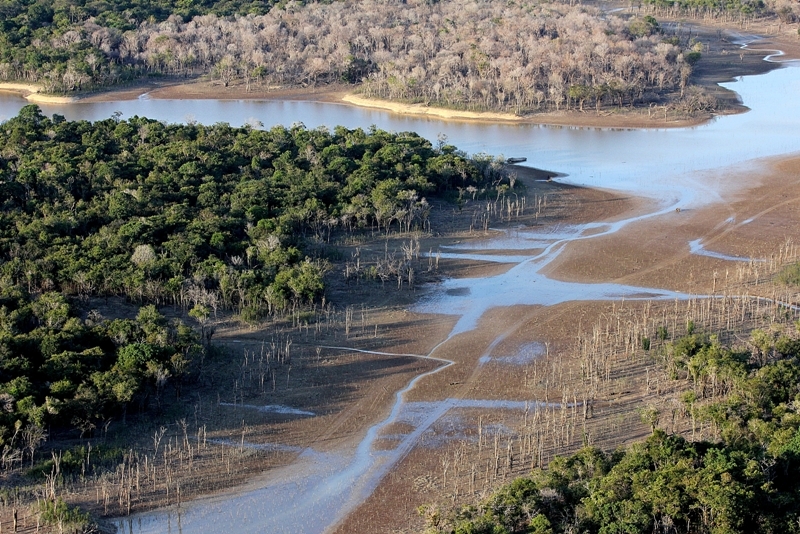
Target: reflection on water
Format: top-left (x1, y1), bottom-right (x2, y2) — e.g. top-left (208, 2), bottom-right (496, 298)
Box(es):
top-left (4, 49), bottom-right (796, 534)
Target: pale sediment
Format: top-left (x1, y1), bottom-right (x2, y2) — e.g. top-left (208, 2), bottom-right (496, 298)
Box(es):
top-left (0, 83), bottom-right (78, 104)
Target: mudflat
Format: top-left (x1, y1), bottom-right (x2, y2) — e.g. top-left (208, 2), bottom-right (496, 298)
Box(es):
top-left (3, 16), bottom-right (799, 534)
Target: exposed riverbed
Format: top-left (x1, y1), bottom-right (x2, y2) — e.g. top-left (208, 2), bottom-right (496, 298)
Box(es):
top-left (2, 38), bottom-right (798, 534)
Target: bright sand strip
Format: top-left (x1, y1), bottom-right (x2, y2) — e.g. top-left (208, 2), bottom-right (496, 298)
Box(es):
top-left (341, 93), bottom-right (522, 122)
top-left (0, 83), bottom-right (77, 104)
top-left (341, 92), bottom-right (713, 128)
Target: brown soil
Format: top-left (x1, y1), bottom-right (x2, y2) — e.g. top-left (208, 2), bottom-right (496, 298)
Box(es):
top-left (544, 155), bottom-right (800, 293)
top-left (331, 148), bottom-right (800, 533)
top-left (4, 17), bottom-right (799, 534)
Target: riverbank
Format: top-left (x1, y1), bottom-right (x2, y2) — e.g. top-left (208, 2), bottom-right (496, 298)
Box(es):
top-left (543, 153), bottom-right (800, 292)
top-left (0, 25), bottom-right (789, 130)
top-left (100, 168), bottom-right (648, 534)
top-left (2, 17), bottom-right (798, 534)
top-left (0, 83), bottom-right (77, 104)
top-left (331, 149), bottom-right (800, 533)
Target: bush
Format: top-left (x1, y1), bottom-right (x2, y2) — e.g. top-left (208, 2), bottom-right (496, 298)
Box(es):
top-left (683, 51), bottom-right (702, 65)
top-left (38, 498), bottom-right (90, 527)
top-left (778, 262), bottom-right (800, 286)
top-left (657, 326), bottom-right (669, 341)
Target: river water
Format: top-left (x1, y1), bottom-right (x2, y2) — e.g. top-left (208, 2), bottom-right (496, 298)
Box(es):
top-left (3, 42), bottom-right (798, 534)
top-left (1, 52), bottom-right (799, 206)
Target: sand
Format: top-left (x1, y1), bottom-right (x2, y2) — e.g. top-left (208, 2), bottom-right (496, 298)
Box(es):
top-left (0, 83), bottom-right (77, 103)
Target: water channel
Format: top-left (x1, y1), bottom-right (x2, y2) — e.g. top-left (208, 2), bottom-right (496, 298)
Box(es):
top-left (3, 38), bottom-right (799, 534)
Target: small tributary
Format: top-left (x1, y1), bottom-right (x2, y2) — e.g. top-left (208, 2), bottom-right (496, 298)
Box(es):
top-left (2, 37), bottom-right (797, 534)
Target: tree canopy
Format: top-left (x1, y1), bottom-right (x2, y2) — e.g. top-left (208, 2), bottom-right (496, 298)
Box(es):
top-left (0, 105), bottom-right (503, 445)
top-left (0, 105), bottom-right (493, 314)
top-left (425, 332), bottom-right (800, 534)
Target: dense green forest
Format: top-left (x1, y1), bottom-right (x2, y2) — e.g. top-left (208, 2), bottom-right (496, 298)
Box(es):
top-left (423, 331), bottom-right (800, 533)
top-left (0, 104), bottom-right (497, 445)
top-left (0, 294), bottom-right (199, 465)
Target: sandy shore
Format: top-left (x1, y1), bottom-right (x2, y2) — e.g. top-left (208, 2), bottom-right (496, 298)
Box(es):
top-left (343, 92), bottom-right (723, 128)
top-left (342, 93), bottom-right (523, 122)
top-left (0, 83), bottom-right (77, 104)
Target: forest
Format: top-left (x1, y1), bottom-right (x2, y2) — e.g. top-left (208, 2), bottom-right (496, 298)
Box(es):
top-left (422, 326), bottom-right (800, 534)
top-left (0, 104), bottom-right (506, 447)
top-left (3, 0), bottom-right (789, 112)
top-left (1, 0), bottom-right (799, 528)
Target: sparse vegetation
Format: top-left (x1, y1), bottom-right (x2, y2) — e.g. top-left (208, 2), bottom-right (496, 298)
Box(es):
top-left (0, 0), bottom-right (725, 115)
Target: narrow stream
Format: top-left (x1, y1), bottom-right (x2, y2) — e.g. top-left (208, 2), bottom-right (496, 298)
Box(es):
top-left (4, 37), bottom-right (793, 534)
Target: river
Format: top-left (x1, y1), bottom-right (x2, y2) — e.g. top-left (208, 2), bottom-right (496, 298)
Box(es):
top-left (3, 40), bottom-right (798, 534)
top-left (1, 50), bottom-right (799, 207)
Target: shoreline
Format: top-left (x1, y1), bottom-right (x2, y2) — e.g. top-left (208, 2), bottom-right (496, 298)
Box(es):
top-left (342, 93), bottom-right (715, 128)
top-left (0, 83), bottom-right (77, 104)
top-left (0, 78), bottom-right (723, 129)
top-left (0, 25), bottom-right (792, 130)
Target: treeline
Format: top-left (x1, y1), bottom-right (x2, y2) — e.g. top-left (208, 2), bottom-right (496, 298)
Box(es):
top-left (423, 329), bottom-right (800, 533)
top-left (0, 0), bottom-right (286, 91)
top-left (0, 105), bottom-right (502, 313)
top-left (642, 0), bottom-right (800, 21)
top-left (3, 0), bottom-right (717, 113)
